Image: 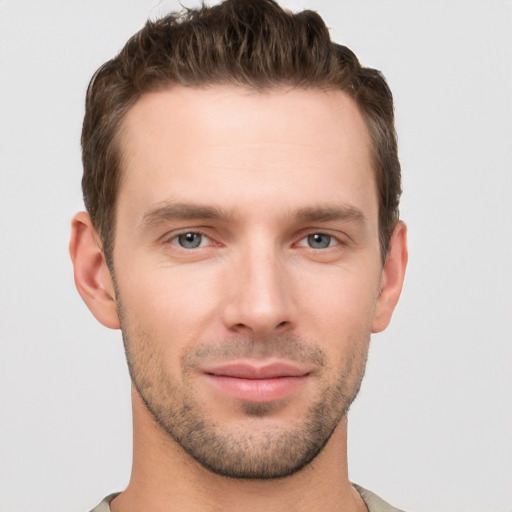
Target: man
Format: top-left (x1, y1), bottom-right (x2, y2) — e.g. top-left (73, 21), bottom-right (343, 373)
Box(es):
top-left (69, 0), bottom-right (408, 510)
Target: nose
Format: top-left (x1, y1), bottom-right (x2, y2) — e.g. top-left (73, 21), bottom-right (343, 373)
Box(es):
top-left (221, 242), bottom-right (296, 338)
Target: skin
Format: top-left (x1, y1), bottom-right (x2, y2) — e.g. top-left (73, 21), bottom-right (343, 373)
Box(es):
top-left (70, 85), bottom-right (407, 512)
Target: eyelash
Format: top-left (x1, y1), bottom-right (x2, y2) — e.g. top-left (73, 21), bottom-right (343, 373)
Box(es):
top-left (296, 233), bottom-right (340, 250)
top-left (166, 230), bottom-right (342, 250)
top-left (167, 231), bottom-right (214, 249)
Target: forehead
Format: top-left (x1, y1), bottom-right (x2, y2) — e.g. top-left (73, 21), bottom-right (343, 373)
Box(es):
top-left (119, 85), bottom-right (371, 162)
top-left (116, 85), bottom-right (376, 219)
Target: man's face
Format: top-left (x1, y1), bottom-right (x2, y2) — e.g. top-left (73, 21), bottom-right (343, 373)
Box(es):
top-left (112, 86), bottom-right (385, 478)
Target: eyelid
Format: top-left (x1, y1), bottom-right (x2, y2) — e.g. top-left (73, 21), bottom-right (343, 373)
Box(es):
top-left (160, 228), bottom-right (347, 249)
top-left (294, 230), bottom-right (345, 248)
top-left (164, 229), bottom-right (216, 248)
top-left (296, 235), bottom-right (338, 248)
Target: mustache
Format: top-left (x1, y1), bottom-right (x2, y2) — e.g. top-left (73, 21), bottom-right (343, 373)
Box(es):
top-left (181, 334), bottom-right (327, 370)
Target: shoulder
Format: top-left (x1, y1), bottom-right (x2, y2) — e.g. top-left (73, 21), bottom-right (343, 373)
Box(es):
top-left (89, 493), bottom-right (120, 512)
top-left (353, 483), bottom-right (408, 512)
top-left (90, 487), bottom-right (407, 512)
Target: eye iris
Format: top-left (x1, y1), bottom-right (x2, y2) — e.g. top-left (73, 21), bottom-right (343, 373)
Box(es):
top-left (178, 233), bottom-right (202, 249)
top-left (308, 233), bottom-right (331, 249)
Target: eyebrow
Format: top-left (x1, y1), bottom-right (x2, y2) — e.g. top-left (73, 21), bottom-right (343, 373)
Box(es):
top-left (140, 202), bottom-right (233, 229)
top-left (295, 205), bottom-right (366, 224)
top-left (139, 201), bottom-right (366, 230)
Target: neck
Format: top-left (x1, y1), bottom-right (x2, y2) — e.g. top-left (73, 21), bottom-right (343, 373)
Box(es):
top-left (111, 387), bottom-right (366, 512)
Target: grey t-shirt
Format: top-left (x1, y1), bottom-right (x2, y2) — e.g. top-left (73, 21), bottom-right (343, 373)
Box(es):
top-left (90, 485), bottom-right (406, 512)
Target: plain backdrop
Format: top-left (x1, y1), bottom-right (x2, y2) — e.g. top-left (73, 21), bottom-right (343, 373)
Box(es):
top-left (0, 1), bottom-right (511, 511)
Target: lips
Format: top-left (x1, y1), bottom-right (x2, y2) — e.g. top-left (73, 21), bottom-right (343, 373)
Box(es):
top-left (202, 361), bottom-right (310, 402)
top-left (204, 362), bottom-right (309, 379)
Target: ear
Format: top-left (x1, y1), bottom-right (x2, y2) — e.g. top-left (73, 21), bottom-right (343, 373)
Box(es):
top-left (372, 221), bottom-right (408, 333)
top-left (69, 212), bottom-right (120, 329)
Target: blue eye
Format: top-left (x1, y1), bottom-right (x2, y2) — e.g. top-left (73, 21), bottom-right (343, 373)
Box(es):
top-left (176, 232), bottom-right (204, 249)
top-left (306, 233), bottom-right (334, 249)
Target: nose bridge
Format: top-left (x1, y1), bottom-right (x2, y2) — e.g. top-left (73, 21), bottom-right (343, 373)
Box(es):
top-left (222, 234), bottom-right (293, 336)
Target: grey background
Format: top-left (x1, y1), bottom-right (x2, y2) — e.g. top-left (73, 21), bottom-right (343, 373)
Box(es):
top-left (0, 1), bottom-right (511, 511)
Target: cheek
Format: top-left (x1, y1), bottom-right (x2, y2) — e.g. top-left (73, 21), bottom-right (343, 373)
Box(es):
top-left (115, 262), bottom-right (222, 340)
top-left (296, 264), bottom-right (381, 340)
top-left (310, 282), bottom-right (375, 380)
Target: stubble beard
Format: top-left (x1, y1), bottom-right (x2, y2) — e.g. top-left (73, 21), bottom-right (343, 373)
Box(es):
top-left (120, 310), bottom-right (369, 480)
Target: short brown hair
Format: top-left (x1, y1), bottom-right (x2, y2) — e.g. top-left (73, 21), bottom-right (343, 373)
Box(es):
top-left (81, 0), bottom-right (401, 265)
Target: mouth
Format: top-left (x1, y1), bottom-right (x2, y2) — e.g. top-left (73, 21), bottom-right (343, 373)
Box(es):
top-left (201, 361), bottom-right (310, 402)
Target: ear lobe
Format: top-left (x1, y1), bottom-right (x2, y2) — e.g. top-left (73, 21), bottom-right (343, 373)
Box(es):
top-left (69, 212), bottom-right (120, 329)
top-left (372, 221), bottom-right (408, 333)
